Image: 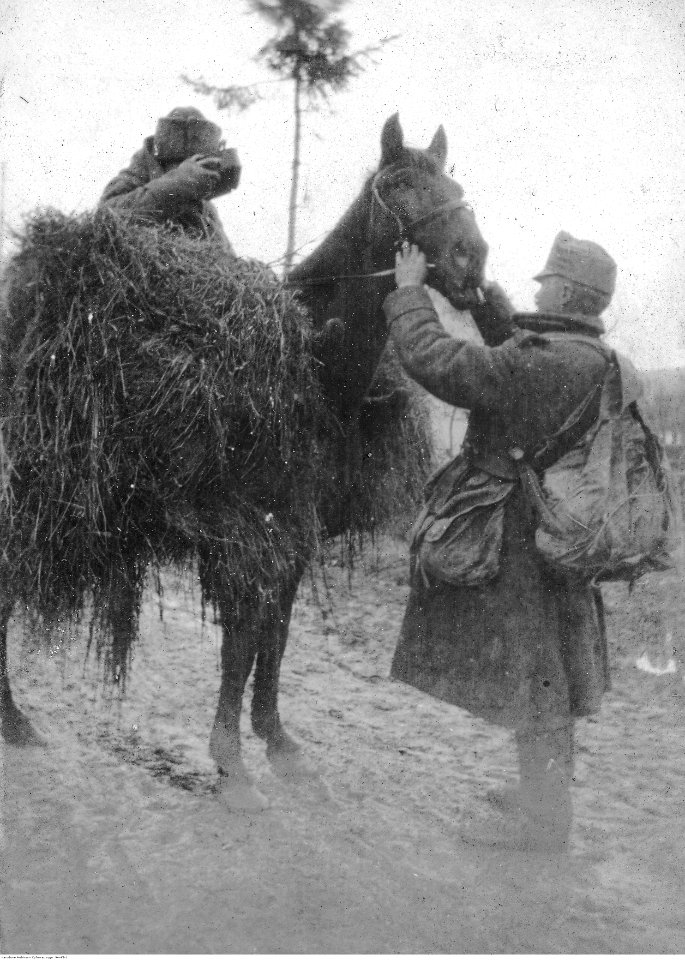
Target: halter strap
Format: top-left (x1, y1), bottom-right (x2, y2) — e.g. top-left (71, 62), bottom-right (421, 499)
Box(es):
top-left (284, 265), bottom-right (417, 287)
top-left (370, 167), bottom-right (473, 243)
top-left (405, 198), bottom-right (473, 232)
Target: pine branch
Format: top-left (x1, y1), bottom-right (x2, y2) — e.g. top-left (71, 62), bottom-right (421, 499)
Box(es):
top-left (181, 75), bottom-right (265, 112)
top-left (186, 1), bottom-right (398, 271)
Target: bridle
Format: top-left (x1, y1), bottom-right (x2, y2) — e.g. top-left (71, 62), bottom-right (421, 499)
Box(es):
top-left (369, 165), bottom-right (474, 249)
top-left (286, 165), bottom-right (478, 287)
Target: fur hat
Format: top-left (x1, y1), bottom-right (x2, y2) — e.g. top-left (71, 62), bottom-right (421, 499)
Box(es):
top-left (534, 231), bottom-right (617, 296)
top-left (154, 107), bottom-right (222, 163)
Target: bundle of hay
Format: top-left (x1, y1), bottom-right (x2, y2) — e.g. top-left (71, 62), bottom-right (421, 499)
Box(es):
top-left (0, 209), bottom-right (326, 621)
top-left (0, 207), bottom-right (433, 632)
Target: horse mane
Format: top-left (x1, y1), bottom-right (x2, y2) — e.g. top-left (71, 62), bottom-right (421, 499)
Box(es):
top-left (288, 181), bottom-right (373, 285)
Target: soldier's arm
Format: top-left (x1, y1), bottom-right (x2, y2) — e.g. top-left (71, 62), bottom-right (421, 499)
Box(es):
top-left (100, 156), bottom-right (219, 219)
top-left (100, 166), bottom-right (155, 210)
top-left (384, 284), bottom-right (521, 411)
top-left (384, 245), bottom-right (520, 409)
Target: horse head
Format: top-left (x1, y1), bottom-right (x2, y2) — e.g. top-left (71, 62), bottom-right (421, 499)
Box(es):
top-left (370, 113), bottom-right (488, 308)
top-left (292, 114), bottom-right (488, 419)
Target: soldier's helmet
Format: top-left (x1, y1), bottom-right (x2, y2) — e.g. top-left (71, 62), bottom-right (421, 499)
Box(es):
top-left (534, 231), bottom-right (617, 296)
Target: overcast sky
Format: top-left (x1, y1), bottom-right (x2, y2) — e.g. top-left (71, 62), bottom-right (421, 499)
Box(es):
top-left (2, 0), bottom-right (685, 368)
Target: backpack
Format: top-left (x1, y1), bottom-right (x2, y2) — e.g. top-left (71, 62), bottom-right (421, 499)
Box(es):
top-left (515, 334), bottom-right (681, 583)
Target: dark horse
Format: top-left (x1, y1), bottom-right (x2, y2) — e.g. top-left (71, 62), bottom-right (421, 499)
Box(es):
top-left (0, 114), bottom-right (487, 810)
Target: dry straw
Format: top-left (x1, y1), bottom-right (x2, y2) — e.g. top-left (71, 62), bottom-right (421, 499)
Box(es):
top-left (0, 207), bottom-right (432, 643)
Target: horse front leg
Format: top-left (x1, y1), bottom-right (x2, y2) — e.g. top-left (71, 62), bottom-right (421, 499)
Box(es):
top-left (250, 565), bottom-right (314, 778)
top-left (0, 598), bottom-right (46, 747)
top-left (209, 609), bottom-right (269, 811)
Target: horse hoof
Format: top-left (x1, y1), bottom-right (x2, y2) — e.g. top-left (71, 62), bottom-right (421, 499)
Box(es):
top-left (458, 804), bottom-right (570, 855)
top-left (216, 774), bottom-right (270, 812)
top-left (2, 710), bottom-right (47, 747)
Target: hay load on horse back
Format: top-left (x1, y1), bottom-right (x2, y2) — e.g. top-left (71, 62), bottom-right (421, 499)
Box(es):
top-left (0, 202), bottom-right (431, 633)
top-left (0, 208), bottom-right (329, 628)
top-left (1, 115), bottom-right (487, 809)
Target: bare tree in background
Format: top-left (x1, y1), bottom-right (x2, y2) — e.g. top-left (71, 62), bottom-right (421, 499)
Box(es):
top-left (184, 0), bottom-right (394, 271)
top-left (0, 77), bottom-right (6, 262)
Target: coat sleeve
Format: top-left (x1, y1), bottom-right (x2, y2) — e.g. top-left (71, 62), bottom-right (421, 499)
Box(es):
top-left (384, 286), bottom-right (525, 411)
top-left (99, 153), bottom-right (201, 220)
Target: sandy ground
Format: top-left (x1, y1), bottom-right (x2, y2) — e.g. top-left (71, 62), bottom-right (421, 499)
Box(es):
top-left (1, 537), bottom-right (685, 954)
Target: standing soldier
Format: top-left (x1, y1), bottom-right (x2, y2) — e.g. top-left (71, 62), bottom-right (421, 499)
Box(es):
top-left (99, 106), bottom-right (240, 251)
top-left (383, 232), bottom-right (620, 852)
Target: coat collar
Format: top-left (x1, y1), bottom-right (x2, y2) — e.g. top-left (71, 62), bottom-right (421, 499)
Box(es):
top-left (513, 311), bottom-right (606, 337)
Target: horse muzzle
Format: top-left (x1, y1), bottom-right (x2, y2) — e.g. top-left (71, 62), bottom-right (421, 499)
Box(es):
top-left (433, 256), bottom-right (485, 311)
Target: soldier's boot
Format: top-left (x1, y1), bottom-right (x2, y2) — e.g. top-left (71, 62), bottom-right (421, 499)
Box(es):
top-left (514, 721), bottom-right (575, 852)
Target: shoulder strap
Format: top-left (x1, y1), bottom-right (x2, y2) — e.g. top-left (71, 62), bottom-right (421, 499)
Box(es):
top-left (532, 381), bottom-right (603, 468)
top-left (528, 330), bottom-right (611, 361)
top-left (514, 330), bottom-right (647, 468)
top-left (514, 331), bottom-right (611, 466)
top-left (533, 332), bottom-right (643, 414)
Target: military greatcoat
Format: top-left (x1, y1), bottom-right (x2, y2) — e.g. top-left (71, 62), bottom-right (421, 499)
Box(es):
top-left (384, 285), bottom-right (614, 734)
top-left (99, 137), bottom-right (234, 252)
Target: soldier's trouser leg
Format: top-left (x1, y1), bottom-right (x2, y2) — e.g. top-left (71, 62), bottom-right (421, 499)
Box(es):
top-left (514, 720), bottom-right (575, 849)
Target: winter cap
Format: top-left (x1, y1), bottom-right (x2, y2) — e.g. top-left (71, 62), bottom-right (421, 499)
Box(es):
top-left (154, 107), bottom-right (223, 163)
top-left (534, 231), bottom-right (617, 296)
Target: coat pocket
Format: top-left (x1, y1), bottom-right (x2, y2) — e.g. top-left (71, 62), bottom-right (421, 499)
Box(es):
top-left (413, 474), bottom-right (515, 587)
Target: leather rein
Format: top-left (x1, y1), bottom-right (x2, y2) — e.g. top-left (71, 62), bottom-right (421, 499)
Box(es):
top-left (286, 166), bottom-right (474, 287)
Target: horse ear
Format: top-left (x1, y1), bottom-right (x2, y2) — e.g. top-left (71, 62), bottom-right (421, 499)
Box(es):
top-left (380, 113), bottom-right (404, 167)
top-left (428, 125), bottom-right (448, 169)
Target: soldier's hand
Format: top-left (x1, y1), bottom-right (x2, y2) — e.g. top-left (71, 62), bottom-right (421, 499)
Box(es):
top-left (395, 242), bottom-right (427, 288)
top-left (172, 154), bottom-right (221, 200)
top-left (481, 280), bottom-right (514, 313)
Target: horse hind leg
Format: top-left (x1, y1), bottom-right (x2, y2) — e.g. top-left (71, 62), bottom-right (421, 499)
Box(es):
top-left (0, 599), bottom-right (46, 747)
top-left (104, 557), bottom-right (146, 688)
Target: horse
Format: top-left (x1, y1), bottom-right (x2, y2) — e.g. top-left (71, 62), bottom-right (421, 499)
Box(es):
top-left (0, 114), bottom-right (488, 811)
